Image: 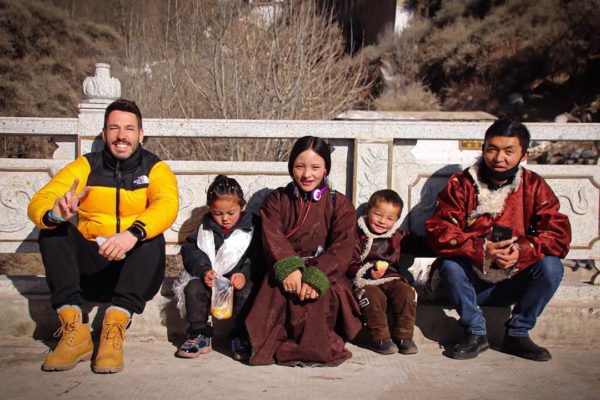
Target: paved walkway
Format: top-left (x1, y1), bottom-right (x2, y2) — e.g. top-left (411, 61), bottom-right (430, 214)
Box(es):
top-left (1, 337), bottom-right (598, 400)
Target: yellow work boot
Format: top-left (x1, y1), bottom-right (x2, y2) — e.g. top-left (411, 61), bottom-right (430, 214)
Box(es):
top-left (92, 307), bottom-right (131, 374)
top-left (42, 306), bottom-right (93, 371)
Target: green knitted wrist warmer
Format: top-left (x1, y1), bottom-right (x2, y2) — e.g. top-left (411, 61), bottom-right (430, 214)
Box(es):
top-left (302, 266), bottom-right (330, 296)
top-left (273, 257), bottom-right (305, 282)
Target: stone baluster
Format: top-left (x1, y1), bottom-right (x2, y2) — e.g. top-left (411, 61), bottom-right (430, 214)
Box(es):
top-left (78, 63), bottom-right (121, 156)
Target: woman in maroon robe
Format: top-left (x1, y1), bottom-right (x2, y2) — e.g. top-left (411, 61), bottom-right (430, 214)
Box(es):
top-left (246, 136), bottom-right (361, 366)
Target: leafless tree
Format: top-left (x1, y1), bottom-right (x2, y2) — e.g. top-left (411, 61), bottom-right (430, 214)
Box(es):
top-left (121, 0), bottom-right (372, 161)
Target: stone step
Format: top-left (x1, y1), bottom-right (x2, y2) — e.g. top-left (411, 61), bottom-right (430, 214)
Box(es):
top-left (0, 276), bottom-right (598, 347)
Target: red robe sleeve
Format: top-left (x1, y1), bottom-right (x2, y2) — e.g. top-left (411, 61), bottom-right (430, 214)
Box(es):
top-left (514, 175), bottom-right (571, 270)
top-left (425, 174), bottom-right (486, 269)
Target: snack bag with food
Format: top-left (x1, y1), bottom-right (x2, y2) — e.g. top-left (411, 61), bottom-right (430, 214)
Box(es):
top-left (211, 274), bottom-right (234, 320)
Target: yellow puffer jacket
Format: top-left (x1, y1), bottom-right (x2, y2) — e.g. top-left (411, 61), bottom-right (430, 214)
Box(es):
top-left (28, 147), bottom-right (179, 241)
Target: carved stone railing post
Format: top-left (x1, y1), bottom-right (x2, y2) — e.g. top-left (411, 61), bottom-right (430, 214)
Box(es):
top-left (78, 63), bottom-right (121, 155)
top-left (353, 139), bottom-right (393, 207)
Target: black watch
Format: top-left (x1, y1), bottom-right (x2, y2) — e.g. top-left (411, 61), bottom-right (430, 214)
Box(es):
top-left (127, 224), bottom-right (146, 242)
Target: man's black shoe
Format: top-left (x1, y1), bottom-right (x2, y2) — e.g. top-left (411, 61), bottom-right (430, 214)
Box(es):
top-left (451, 334), bottom-right (489, 360)
top-left (501, 335), bottom-right (551, 361)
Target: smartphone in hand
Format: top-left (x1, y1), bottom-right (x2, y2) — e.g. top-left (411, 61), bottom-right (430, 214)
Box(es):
top-left (491, 224), bottom-right (513, 242)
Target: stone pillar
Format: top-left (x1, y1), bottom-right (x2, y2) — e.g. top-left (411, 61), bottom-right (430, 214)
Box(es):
top-left (353, 139), bottom-right (393, 207)
top-left (78, 63), bottom-right (121, 156)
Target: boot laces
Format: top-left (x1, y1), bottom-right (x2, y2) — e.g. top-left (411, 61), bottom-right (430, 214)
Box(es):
top-left (53, 314), bottom-right (81, 346)
top-left (101, 321), bottom-right (127, 351)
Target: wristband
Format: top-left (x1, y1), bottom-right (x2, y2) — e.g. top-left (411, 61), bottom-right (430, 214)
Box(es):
top-left (48, 210), bottom-right (66, 223)
top-left (127, 223), bottom-right (147, 242)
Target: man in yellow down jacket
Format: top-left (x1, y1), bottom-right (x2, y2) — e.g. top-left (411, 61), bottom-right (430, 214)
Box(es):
top-left (28, 99), bottom-right (179, 374)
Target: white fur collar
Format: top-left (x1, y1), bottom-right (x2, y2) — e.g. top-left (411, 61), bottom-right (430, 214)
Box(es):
top-left (353, 215), bottom-right (402, 288)
top-left (467, 160), bottom-right (522, 219)
top-left (357, 215), bottom-right (402, 261)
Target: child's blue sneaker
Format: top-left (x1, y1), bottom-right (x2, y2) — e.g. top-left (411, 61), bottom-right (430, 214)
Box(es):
top-left (177, 332), bottom-right (212, 358)
top-left (231, 338), bottom-right (251, 362)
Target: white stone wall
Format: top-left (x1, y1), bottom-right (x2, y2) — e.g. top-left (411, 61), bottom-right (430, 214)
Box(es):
top-left (0, 64), bottom-right (598, 273)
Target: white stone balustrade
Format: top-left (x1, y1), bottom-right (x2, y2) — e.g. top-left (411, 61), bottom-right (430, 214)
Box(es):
top-left (1, 64), bottom-right (599, 283)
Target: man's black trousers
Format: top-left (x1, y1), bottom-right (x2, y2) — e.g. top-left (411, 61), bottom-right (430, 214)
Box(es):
top-left (38, 222), bottom-right (165, 314)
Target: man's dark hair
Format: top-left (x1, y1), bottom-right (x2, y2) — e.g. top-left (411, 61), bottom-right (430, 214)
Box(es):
top-left (103, 99), bottom-right (143, 129)
top-left (288, 136), bottom-right (332, 177)
top-left (367, 189), bottom-right (403, 214)
top-left (484, 119), bottom-right (530, 153)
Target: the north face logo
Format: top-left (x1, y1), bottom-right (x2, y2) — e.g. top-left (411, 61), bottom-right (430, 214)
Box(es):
top-left (133, 175), bottom-right (149, 185)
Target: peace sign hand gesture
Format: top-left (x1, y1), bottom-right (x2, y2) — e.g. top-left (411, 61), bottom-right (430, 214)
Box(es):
top-left (51, 178), bottom-right (90, 221)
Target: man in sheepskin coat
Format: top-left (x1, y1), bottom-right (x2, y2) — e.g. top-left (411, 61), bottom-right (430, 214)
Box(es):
top-left (425, 119), bottom-right (571, 362)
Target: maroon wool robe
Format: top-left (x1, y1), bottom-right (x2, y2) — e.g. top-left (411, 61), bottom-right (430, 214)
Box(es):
top-left (246, 183), bottom-right (361, 366)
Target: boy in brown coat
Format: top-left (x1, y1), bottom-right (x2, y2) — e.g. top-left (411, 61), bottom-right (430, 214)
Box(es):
top-left (349, 190), bottom-right (428, 355)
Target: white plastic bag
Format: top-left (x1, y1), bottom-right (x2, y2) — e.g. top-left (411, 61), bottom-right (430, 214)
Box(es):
top-left (210, 274), bottom-right (234, 320)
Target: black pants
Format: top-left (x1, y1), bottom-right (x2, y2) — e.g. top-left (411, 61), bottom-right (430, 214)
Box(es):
top-left (184, 278), bottom-right (254, 338)
top-left (38, 222), bottom-right (166, 314)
